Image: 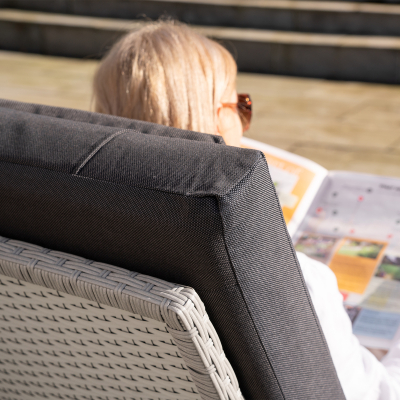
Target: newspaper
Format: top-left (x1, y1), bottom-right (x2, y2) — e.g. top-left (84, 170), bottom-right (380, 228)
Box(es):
top-left (243, 137), bottom-right (400, 351)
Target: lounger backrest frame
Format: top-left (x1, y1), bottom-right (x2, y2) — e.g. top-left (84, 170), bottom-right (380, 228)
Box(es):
top-left (0, 236), bottom-right (243, 400)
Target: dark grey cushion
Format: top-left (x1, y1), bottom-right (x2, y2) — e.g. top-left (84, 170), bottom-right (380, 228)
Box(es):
top-left (0, 99), bottom-right (345, 400)
top-left (0, 98), bottom-right (224, 144)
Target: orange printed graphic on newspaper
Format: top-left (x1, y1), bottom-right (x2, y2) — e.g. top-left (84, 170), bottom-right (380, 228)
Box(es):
top-left (329, 238), bottom-right (388, 294)
top-left (262, 152), bottom-right (315, 223)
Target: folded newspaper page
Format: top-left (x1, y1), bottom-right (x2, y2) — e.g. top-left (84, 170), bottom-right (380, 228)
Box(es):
top-left (243, 137), bottom-right (400, 351)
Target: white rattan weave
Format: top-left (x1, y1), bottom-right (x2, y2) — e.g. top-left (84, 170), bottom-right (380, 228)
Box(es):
top-left (0, 236), bottom-right (243, 400)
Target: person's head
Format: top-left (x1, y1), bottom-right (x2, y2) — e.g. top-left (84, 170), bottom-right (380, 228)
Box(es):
top-left (92, 20), bottom-right (250, 146)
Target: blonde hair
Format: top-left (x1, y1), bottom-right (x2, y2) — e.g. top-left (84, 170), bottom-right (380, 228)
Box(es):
top-left (92, 21), bottom-right (237, 134)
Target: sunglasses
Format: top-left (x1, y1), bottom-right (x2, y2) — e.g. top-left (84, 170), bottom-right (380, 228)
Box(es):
top-left (221, 93), bottom-right (252, 132)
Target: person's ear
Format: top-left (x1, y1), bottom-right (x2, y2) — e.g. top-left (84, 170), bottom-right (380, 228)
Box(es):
top-left (215, 104), bottom-right (223, 135)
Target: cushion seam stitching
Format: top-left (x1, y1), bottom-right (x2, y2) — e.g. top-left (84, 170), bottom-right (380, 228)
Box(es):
top-left (72, 129), bottom-right (130, 175)
top-left (0, 154), bottom-right (263, 198)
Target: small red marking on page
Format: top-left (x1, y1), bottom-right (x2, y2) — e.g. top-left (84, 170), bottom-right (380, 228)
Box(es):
top-left (316, 207), bottom-right (323, 213)
top-left (358, 195), bottom-right (364, 201)
top-left (340, 291), bottom-right (348, 301)
top-left (350, 229), bottom-right (355, 234)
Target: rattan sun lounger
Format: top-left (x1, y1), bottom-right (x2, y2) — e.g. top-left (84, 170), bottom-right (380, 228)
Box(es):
top-left (0, 99), bottom-right (346, 400)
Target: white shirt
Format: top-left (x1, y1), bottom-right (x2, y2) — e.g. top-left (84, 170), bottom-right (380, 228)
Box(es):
top-left (297, 252), bottom-right (400, 400)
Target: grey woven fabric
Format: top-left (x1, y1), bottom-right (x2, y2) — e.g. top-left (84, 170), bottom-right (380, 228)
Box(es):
top-left (0, 237), bottom-right (243, 400)
top-left (0, 98), bottom-right (224, 144)
top-left (0, 99), bottom-right (346, 399)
